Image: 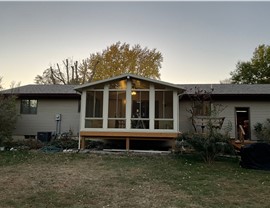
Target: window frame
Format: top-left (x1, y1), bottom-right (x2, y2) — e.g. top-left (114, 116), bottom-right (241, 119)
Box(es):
top-left (193, 100), bottom-right (211, 116)
top-left (20, 99), bottom-right (38, 114)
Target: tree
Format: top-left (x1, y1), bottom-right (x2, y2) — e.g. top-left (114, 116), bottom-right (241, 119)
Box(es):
top-left (35, 42), bottom-right (163, 85)
top-left (230, 44), bottom-right (270, 84)
top-left (0, 77), bottom-right (17, 146)
top-left (83, 42), bottom-right (162, 82)
top-left (35, 59), bottom-right (81, 85)
top-left (219, 78), bottom-right (232, 84)
top-left (178, 86), bottom-right (232, 164)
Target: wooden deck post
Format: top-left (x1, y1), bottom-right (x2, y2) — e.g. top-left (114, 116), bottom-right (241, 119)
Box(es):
top-left (126, 137), bottom-right (130, 151)
top-left (81, 137), bottom-right (85, 149)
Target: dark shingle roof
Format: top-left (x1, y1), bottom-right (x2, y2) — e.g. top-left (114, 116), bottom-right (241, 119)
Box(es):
top-left (178, 84), bottom-right (270, 95)
top-left (1, 83), bottom-right (270, 97)
top-left (1, 84), bottom-right (80, 97)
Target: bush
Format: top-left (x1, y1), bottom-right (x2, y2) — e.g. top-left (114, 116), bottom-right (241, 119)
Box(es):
top-left (178, 132), bottom-right (234, 164)
top-left (3, 139), bottom-right (44, 150)
top-left (254, 119), bottom-right (270, 141)
top-left (0, 95), bottom-right (17, 146)
top-left (49, 139), bottom-right (106, 150)
top-left (50, 138), bottom-right (78, 149)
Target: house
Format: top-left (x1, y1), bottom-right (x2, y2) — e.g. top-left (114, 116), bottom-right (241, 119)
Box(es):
top-left (1, 85), bottom-right (81, 140)
top-left (2, 74), bottom-right (270, 150)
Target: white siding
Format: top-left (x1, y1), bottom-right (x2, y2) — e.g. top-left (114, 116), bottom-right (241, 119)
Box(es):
top-left (14, 99), bottom-right (80, 137)
top-left (179, 100), bottom-right (270, 140)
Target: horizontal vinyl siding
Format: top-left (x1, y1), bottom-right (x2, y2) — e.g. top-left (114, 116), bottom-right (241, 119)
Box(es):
top-left (14, 99), bottom-right (80, 137)
top-left (179, 101), bottom-right (194, 133)
top-left (179, 100), bottom-right (270, 140)
top-left (218, 101), bottom-right (270, 140)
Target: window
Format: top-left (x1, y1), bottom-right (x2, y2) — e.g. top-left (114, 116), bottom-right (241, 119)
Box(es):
top-left (131, 91), bottom-right (149, 129)
top-left (21, 99), bottom-right (38, 114)
top-left (108, 91), bottom-right (126, 128)
top-left (109, 80), bottom-right (127, 89)
top-left (155, 91), bottom-right (173, 129)
top-left (85, 91), bottom-right (103, 128)
top-left (193, 101), bottom-right (211, 116)
top-left (131, 79), bottom-right (149, 89)
top-left (85, 91), bottom-right (103, 118)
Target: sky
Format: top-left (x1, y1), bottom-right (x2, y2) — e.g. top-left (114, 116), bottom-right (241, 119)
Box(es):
top-left (1, 1), bottom-right (270, 89)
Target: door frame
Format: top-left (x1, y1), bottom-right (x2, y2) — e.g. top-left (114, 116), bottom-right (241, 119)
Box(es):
top-left (235, 107), bottom-right (250, 140)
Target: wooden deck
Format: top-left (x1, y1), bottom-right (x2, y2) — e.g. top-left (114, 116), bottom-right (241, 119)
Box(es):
top-left (79, 131), bottom-right (180, 150)
top-left (230, 139), bottom-right (256, 151)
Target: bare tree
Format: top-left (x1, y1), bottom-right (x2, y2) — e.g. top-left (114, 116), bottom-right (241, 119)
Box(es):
top-left (35, 59), bottom-right (81, 85)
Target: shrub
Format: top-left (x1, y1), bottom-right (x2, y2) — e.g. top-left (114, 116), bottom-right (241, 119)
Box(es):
top-left (49, 139), bottom-right (106, 150)
top-left (50, 139), bottom-right (78, 149)
top-left (0, 95), bottom-right (17, 146)
top-left (3, 139), bottom-right (44, 150)
top-left (178, 131), bottom-right (234, 164)
top-left (254, 119), bottom-right (270, 141)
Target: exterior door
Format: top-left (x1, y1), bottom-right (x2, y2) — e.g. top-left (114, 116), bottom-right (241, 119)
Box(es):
top-left (235, 107), bottom-right (250, 140)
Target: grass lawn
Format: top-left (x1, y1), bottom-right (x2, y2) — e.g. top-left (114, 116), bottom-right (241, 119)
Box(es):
top-left (0, 151), bottom-right (269, 208)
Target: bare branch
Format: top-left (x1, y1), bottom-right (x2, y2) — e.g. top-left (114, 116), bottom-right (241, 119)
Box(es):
top-left (57, 63), bottom-right (66, 85)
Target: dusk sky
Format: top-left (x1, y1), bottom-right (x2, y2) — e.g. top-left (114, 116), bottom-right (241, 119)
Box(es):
top-left (1, 1), bottom-right (270, 88)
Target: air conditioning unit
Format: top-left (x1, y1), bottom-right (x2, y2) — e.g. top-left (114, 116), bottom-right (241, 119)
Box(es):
top-left (37, 132), bottom-right (52, 143)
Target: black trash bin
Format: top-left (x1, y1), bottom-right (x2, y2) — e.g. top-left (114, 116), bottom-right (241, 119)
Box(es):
top-left (240, 143), bottom-right (270, 170)
top-left (37, 132), bottom-right (52, 143)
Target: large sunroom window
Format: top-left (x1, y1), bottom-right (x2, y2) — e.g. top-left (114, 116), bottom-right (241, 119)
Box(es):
top-left (131, 91), bottom-right (149, 129)
top-left (108, 80), bottom-right (127, 128)
top-left (108, 91), bottom-right (126, 128)
top-left (85, 91), bottom-right (103, 128)
top-left (130, 79), bottom-right (150, 129)
top-left (155, 91), bottom-right (173, 129)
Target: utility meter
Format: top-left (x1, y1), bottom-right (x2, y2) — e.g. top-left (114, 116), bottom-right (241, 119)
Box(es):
top-left (55, 114), bottom-right (61, 121)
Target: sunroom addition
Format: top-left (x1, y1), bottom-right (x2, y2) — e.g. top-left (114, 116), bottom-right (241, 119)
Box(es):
top-left (75, 74), bottom-right (185, 150)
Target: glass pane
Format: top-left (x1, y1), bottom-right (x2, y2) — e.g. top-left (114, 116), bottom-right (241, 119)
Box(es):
top-left (108, 119), bottom-right (126, 128)
top-left (109, 80), bottom-right (127, 89)
top-left (108, 91), bottom-right (126, 118)
top-left (86, 91), bottom-right (103, 118)
top-left (21, 100), bottom-right (29, 114)
top-left (21, 99), bottom-right (37, 114)
top-left (30, 100), bottom-right (37, 114)
top-left (154, 83), bottom-right (166, 89)
top-left (86, 92), bottom-right (94, 117)
top-left (131, 119), bottom-right (149, 129)
top-left (155, 91), bottom-right (163, 118)
top-left (155, 120), bottom-right (173, 129)
top-left (164, 91), bottom-right (173, 118)
top-left (131, 91), bottom-right (149, 119)
top-left (85, 119), bottom-right (103, 128)
top-left (155, 91), bottom-right (173, 118)
top-left (194, 101), bottom-right (210, 116)
top-left (131, 79), bottom-right (150, 89)
top-left (94, 91), bottom-right (103, 117)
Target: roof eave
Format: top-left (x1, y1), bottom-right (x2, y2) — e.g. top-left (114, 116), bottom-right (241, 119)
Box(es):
top-left (74, 73), bottom-right (185, 92)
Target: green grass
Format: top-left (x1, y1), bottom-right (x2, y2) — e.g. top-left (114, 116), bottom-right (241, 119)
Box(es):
top-left (0, 151), bottom-right (269, 208)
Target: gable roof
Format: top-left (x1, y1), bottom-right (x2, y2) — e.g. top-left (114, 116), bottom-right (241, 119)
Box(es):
top-left (74, 73), bottom-right (185, 93)
top-left (1, 84), bottom-right (80, 98)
